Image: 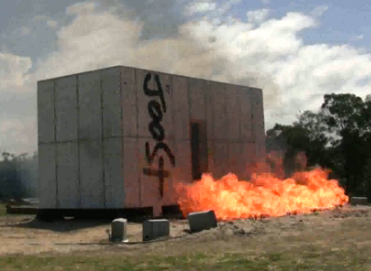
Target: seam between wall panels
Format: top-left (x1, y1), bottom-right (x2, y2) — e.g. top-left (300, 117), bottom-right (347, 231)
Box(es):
top-left (135, 69), bottom-right (141, 208)
top-left (223, 84), bottom-right (229, 176)
top-left (187, 77), bottom-right (191, 138)
top-left (237, 88), bottom-right (242, 173)
top-left (76, 75), bottom-right (81, 209)
top-left (211, 82), bottom-right (215, 175)
top-left (53, 79), bottom-right (59, 209)
top-left (100, 72), bottom-right (106, 208)
top-left (240, 89), bottom-right (242, 144)
top-left (203, 81), bottom-right (209, 172)
top-left (250, 89), bottom-right (256, 161)
top-left (186, 77), bottom-right (192, 182)
top-left (119, 68), bottom-right (124, 209)
top-left (171, 74), bottom-right (176, 204)
top-left (48, 136), bottom-right (252, 143)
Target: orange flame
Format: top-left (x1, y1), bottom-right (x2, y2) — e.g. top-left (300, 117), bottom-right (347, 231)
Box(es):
top-left (175, 153), bottom-right (349, 220)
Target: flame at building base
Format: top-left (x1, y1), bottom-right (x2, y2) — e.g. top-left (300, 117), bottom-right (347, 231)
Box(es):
top-left (174, 154), bottom-right (349, 221)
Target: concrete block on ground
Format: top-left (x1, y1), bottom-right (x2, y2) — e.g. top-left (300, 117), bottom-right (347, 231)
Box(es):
top-left (111, 218), bottom-right (128, 242)
top-left (187, 210), bottom-right (217, 233)
top-left (142, 219), bottom-right (170, 241)
top-left (350, 197), bottom-right (369, 206)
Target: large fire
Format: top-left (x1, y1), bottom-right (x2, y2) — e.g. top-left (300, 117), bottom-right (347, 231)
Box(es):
top-left (175, 152), bottom-right (349, 220)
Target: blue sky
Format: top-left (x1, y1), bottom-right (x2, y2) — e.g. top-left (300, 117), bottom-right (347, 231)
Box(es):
top-left (1, 0), bottom-right (371, 154)
top-left (2, 0), bottom-right (370, 62)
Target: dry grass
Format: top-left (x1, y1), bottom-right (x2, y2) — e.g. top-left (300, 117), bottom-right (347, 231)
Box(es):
top-left (1, 206), bottom-right (371, 270)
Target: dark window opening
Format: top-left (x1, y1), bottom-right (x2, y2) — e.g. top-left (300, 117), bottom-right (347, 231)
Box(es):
top-left (190, 121), bottom-right (208, 181)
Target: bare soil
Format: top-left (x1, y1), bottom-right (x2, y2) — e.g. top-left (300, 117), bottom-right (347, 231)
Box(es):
top-left (0, 204), bottom-right (370, 257)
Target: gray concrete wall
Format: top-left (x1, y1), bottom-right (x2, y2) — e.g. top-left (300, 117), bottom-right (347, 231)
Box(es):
top-left (37, 80), bottom-right (56, 208)
top-left (38, 67), bottom-right (124, 209)
top-left (55, 76), bottom-right (78, 142)
top-left (37, 65), bottom-right (265, 213)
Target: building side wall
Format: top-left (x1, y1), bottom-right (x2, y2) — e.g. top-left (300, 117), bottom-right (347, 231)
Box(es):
top-left (207, 84), bottom-right (265, 181)
top-left (38, 67), bottom-right (124, 209)
top-left (38, 65), bottom-right (265, 213)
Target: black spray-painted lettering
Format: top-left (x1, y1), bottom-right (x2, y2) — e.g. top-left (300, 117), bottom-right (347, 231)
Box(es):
top-left (142, 72), bottom-right (176, 198)
top-left (143, 73), bottom-right (167, 112)
top-left (148, 100), bottom-right (164, 141)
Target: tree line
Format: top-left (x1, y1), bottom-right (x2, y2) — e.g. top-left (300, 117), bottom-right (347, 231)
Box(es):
top-left (0, 152), bottom-right (38, 201)
top-left (266, 93), bottom-right (371, 199)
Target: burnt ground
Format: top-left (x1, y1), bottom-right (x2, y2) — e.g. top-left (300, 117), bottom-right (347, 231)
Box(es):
top-left (0, 204), bottom-right (371, 257)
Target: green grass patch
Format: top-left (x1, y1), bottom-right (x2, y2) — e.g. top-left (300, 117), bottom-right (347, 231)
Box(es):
top-left (1, 248), bottom-right (370, 271)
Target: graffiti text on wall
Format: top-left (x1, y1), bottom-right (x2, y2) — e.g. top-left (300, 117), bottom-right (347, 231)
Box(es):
top-left (142, 73), bottom-right (176, 198)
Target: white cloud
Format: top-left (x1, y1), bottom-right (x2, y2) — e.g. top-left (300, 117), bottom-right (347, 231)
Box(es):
top-left (33, 15), bottom-right (48, 22)
top-left (2, 0), bottom-right (371, 154)
top-left (218, 0), bottom-right (241, 14)
top-left (353, 34), bottom-right (364, 41)
top-left (20, 26), bottom-right (31, 36)
top-left (32, 14), bottom-right (59, 30)
top-left (261, 0), bottom-right (270, 4)
top-left (46, 20), bottom-right (58, 30)
top-left (66, 2), bottom-right (98, 15)
top-left (0, 118), bottom-right (36, 155)
top-left (0, 52), bottom-right (32, 91)
top-left (247, 9), bottom-right (270, 24)
top-left (185, 1), bottom-right (217, 16)
top-left (311, 5), bottom-right (328, 18)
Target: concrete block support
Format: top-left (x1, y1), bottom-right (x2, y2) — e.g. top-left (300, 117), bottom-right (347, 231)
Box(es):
top-left (111, 218), bottom-right (128, 242)
top-left (142, 219), bottom-right (170, 241)
top-left (187, 210), bottom-right (217, 232)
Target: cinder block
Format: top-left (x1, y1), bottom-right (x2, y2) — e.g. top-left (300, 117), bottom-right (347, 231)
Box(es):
top-left (187, 210), bottom-right (217, 232)
top-left (111, 218), bottom-right (128, 242)
top-left (142, 219), bottom-right (170, 241)
top-left (350, 197), bottom-right (369, 206)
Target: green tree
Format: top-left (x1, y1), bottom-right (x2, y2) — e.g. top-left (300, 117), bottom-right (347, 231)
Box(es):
top-left (320, 93), bottom-right (370, 195)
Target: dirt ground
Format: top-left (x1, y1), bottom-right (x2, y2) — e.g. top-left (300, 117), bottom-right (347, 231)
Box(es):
top-left (1, 205), bottom-right (371, 256)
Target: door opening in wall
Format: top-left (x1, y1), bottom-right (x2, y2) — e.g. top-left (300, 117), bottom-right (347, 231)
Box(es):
top-left (190, 121), bottom-right (208, 181)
